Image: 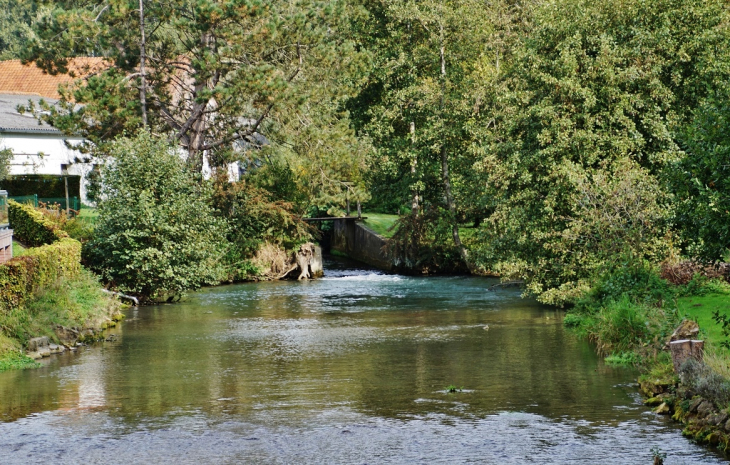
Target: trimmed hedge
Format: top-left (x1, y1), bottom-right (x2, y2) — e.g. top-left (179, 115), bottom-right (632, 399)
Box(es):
top-left (8, 200), bottom-right (68, 247)
top-left (0, 200), bottom-right (81, 312)
top-left (0, 238), bottom-right (81, 311)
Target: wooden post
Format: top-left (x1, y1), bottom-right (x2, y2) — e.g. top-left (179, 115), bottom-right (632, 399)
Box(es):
top-left (357, 200), bottom-right (361, 219)
top-left (64, 175), bottom-right (70, 218)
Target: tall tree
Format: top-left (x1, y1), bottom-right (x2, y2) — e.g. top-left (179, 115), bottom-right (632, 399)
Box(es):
top-left (349, 0), bottom-right (518, 269)
top-left (473, 0), bottom-right (730, 303)
top-left (24, 0), bottom-right (362, 176)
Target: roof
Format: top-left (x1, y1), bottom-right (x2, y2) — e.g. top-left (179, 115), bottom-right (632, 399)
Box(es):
top-left (0, 58), bottom-right (106, 100)
top-left (0, 94), bottom-right (62, 134)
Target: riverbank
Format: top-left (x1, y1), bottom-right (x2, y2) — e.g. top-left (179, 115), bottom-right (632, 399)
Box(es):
top-left (0, 268), bottom-right (123, 373)
top-left (563, 261), bottom-right (730, 453)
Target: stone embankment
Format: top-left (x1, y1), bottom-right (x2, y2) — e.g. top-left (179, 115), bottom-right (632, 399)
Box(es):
top-left (25, 312), bottom-right (124, 360)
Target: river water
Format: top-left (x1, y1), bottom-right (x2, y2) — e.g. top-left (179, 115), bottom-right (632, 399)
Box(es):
top-left (0, 257), bottom-right (726, 464)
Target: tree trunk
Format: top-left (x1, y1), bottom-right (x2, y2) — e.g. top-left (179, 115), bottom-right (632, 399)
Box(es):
top-left (138, 0), bottom-right (148, 127)
top-left (410, 121), bottom-right (419, 215)
top-left (439, 23), bottom-right (470, 270)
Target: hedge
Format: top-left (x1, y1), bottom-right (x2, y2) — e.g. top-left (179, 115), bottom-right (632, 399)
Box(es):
top-left (0, 238), bottom-right (81, 311)
top-left (8, 200), bottom-right (68, 247)
top-left (0, 200), bottom-right (81, 312)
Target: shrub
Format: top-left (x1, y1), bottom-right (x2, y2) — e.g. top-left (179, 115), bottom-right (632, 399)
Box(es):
top-left (680, 359), bottom-right (730, 409)
top-left (576, 261), bottom-right (674, 313)
top-left (591, 297), bottom-right (652, 355)
top-left (8, 200), bottom-right (68, 246)
top-left (85, 132), bottom-right (226, 301)
top-left (0, 238), bottom-right (81, 312)
top-left (211, 178), bottom-right (312, 280)
top-left (386, 207), bottom-right (467, 274)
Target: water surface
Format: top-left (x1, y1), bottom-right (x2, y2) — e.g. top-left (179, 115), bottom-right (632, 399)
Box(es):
top-left (0, 257), bottom-right (725, 463)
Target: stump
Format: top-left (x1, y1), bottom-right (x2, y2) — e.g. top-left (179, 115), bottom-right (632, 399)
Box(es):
top-left (670, 339), bottom-right (704, 373)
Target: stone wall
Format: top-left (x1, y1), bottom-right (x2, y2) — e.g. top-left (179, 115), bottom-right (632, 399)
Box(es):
top-left (332, 219), bottom-right (392, 271)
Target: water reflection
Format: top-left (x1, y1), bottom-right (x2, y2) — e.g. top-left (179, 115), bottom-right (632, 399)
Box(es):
top-left (0, 257), bottom-right (725, 463)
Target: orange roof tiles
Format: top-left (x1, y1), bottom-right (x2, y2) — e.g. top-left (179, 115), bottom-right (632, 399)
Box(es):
top-left (0, 58), bottom-right (107, 99)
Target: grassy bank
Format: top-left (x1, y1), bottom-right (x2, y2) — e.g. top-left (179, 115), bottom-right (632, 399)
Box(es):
top-left (0, 268), bottom-right (121, 373)
top-left (362, 213), bottom-right (399, 238)
top-left (564, 263), bottom-right (730, 450)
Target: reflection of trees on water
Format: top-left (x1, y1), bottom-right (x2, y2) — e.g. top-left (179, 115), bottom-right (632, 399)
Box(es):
top-left (0, 281), bottom-right (639, 428)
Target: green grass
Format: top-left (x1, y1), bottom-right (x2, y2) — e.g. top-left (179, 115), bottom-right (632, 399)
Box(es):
top-left (0, 268), bottom-right (120, 361)
top-left (361, 213), bottom-right (399, 238)
top-left (678, 293), bottom-right (730, 349)
top-left (12, 239), bottom-right (26, 257)
top-left (0, 351), bottom-right (40, 373)
top-left (76, 207), bottom-right (98, 220)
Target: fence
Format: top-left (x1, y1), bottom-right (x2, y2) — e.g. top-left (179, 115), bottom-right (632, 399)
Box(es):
top-left (9, 195), bottom-right (80, 212)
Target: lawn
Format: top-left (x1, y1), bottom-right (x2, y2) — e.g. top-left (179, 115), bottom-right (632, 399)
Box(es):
top-left (12, 239), bottom-right (26, 257)
top-left (678, 293), bottom-right (730, 349)
top-left (76, 207), bottom-right (98, 221)
top-left (361, 213), bottom-right (399, 238)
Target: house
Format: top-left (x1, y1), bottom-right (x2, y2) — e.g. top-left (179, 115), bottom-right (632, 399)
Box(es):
top-left (0, 59), bottom-right (105, 204)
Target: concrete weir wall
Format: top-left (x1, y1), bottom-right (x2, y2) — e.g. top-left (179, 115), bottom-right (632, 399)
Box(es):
top-left (332, 219), bottom-right (392, 271)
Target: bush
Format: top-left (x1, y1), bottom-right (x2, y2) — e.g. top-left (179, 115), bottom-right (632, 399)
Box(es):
top-left (680, 359), bottom-right (730, 409)
top-left (0, 238), bottom-right (81, 311)
top-left (0, 268), bottom-right (119, 353)
top-left (576, 261), bottom-right (674, 313)
top-left (8, 200), bottom-right (68, 246)
top-left (211, 178), bottom-right (312, 281)
top-left (590, 296), bottom-right (652, 355)
top-left (386, 207), bottom-right (467, 274)
top-left (85, 132), bottom-right (226, 301)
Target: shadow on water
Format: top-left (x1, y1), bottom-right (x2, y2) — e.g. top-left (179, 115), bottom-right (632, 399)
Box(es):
top-left (0, 256), bottom-right (726, 463)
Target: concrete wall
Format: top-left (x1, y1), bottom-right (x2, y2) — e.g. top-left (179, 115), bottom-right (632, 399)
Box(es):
top-left (332, 219), bottom-right (392, 271)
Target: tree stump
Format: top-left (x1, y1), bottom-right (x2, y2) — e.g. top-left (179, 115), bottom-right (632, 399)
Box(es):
top-left (670, 339), bottom-right (704, 373)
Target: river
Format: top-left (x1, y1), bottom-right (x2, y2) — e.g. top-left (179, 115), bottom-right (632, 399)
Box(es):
top-left (0, 257), bottom-right (726, 464)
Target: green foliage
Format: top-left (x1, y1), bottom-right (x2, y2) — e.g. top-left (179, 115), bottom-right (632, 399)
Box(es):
top-left (669, 83), bottom-right (730, 262)
top-left (86, 132), bottom-right (226, 301)
top-left (25, 0), bottom-right (367, 174)
top-left (604, 352), bottom-right (640, 366)
top-left (591, 296), bottom-right (652, 355)
top-left (212, 178), bottom-right (312, 280)
top-left (386, 208), bottom-right (467, 274)
top-left (0, 237), bottom-right (81, 311)
top-left (0, 268), bottom-right (118, 353)
top-left (0, 0), bottom-right (39, 60)
top-left (0, 146), bottom-right (12, 183)
top-left (8, 199), bottom-right (68, 247)
top-left (471, 0), bottom-right (730, 303)
top-left (0, 351), bottom-right (39, 373)
top-left (577, 262), bottom-right (674, 314)
top-left (711, 310), bottom-right (730, 350)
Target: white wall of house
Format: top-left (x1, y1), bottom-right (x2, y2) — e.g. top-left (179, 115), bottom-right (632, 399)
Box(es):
top-left (0, 132), bottom-right (95, 203)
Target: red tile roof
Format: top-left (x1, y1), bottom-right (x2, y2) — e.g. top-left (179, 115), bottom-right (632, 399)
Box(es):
top-left (0, 58), bottom-right (106, 99)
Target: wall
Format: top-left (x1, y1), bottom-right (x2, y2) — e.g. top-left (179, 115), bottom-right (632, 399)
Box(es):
top-left (0, 133), bottom-right (94, 203)
top-left (332, 219), bottom-right (393, 271)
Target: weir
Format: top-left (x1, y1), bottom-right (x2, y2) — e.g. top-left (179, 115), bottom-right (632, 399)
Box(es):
top-left (303, 216), bottom-right (392, 271)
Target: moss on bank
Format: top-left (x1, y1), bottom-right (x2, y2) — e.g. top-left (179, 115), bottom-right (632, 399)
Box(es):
top-left (0, 268), bottom-right (121, 373)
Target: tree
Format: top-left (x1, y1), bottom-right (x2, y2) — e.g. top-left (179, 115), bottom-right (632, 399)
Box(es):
top-left (0, 0), bottom-right (39, 60)
top-left (348, 0), bottom-right (518, 270)
top-left (670, 84), bottom-right (730, 262)
top-left (25, 0), bottom-right (363, 175)
top-left (86, 131), bottom-right (225, 301)
top-left (472, 0), bottom-right (730, 303)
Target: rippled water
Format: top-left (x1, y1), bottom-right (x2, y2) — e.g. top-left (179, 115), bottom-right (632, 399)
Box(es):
top-left (0, 257), bottom-right (726, 464)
